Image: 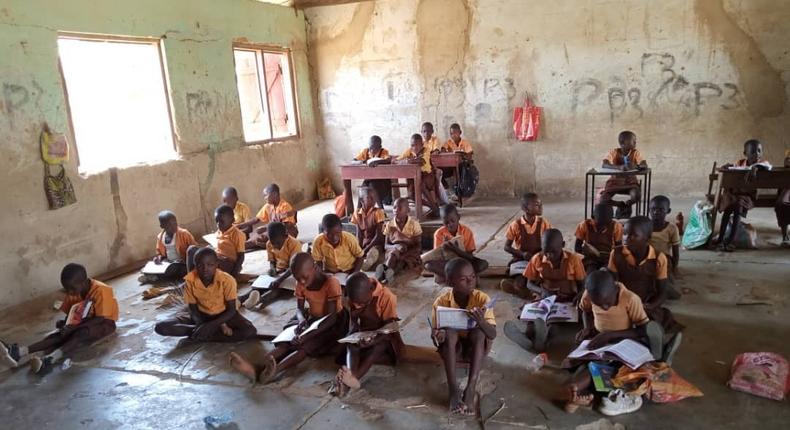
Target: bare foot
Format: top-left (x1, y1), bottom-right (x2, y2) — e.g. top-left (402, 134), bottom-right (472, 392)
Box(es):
top-left (564, 387), bottom-right (594, 413)
top-left (220, 323), bottom-right (233, 337)
top-left (229, 352), bottom-right (256, 382)
top-left (339, 366), bottom-right (361, 390)
top-left (258, 355), bottom-right (277, 384)
top-left (449, 389), bottom-right (467, 415)
top-left (462, 386), bottom-right (477, 416)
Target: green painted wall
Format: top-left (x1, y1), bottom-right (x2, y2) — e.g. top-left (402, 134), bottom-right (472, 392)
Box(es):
top-left (0, 0), bottom-right (320, 308)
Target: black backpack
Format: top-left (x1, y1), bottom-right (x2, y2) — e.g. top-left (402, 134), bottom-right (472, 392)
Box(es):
top-left (455, 160), bottom-right (479, 198)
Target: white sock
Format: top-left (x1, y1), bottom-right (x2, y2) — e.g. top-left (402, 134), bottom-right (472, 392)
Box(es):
top-left (47, 349), bottom-right (64, 362)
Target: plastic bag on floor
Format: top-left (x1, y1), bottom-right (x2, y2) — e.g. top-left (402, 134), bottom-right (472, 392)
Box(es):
top-left (728, 352), bottom-right (789, 401)
top-left (723, 220), bottom-right (758, 249)
top-left (681, 201), bottom-right (713, 249)
top-left (612, 362), bottom-right (703, 403)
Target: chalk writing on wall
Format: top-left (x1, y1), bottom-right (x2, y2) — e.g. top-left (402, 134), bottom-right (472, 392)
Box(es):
top-left (572, 53), bottom-right (742, 122)
top-left (1, 80), bottom-right (43, 129)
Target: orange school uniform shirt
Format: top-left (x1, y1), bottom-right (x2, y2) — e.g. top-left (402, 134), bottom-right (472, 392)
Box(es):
top-left (183, 269), bottom-right (237, 316)
top-left (397, 147), bottom-right (432, 174)
top-left (311, 231), bottom-right (364, 272)
top-left (524, 250), bottom-right (586, 281)
top-left (385, 216), bottom-right (423, 241)
top-left (350, 278), bottom-right (399, 321)
top-left (256, 199), bottom-right (296, 225)
top-left (604, 148), bottom-right (644, 166)
top-left (607, 245), bottom-right (668, 280)
top-left (266, 235), bottom-right (302, 272)
top-left (432, 288), bottom-right (496, 328)
top-left (444, 138), bottom-right (473, 153)
top-left (574, 220), bottom-right (623, 247)
top-left (60, 279), bottom-right (119, 322)
top-left (233, 201), bottom-right (252, 225)
top-left (424, 136), bottom-right (441, 153)
top-left (295, 276), bottom-right (343, 319)
top-left (505, 216), bottom-right (552, 244)
top-left (579, 282), bottom-right (649, 333)
top-left (216, 226), bottom-right (246, 262)
top-left (354, 148), bottom-right (391, 161)
top-left (156, 227), bottom-right (197, 261)
top-left (351, 206), bottom-right (387, 232)
top-left (434, 223), bottom-right (476, 252)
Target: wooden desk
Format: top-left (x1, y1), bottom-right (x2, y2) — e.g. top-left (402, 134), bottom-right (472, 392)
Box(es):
top-left (340, 164), bottom-right (424, 219)
top-left (431, 152), bottom-right (464, 207)
top-left (710, 167), bottom-right (790, 233)
top-left (584, 168), bottom-right (652, 219)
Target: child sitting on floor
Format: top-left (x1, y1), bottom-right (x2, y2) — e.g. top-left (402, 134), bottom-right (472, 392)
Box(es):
top-left (353, 135), bottom-right (393, 206)
top-left (154, 247), bottom-right (257, 343)
top-left (229, 253), bottom-right (345, 384)
top-left (500, 192), bottom-right (552, 298)
top-left (432, 258), bottom-right (497, 416)
top-left (600, 131), bottom-right (648, 219)
top-left (376, 197), bottom-right (423, 284)
top-left (240, 184), bottom-right (298, 249)
top-left (312, 213), bottom-right (364, 274)
top-left (222, 186), bottom-right (252, 227)
top-left (396, 133), bottom-right (440, 217)
top-left (242, 222), bottom-right (302, 310)
top-left (423, 204), bottom-right (489, 284)
top-left (715, 139), bottom-right (772, 252)
top-left (648, 195), bottom-right (681, 299)
top-left (139, 210), bottom-right (198, 285)
top-left (207, 204), bottom-right (245, 279)
top-left (1, 263), bottom-right (119, 374)
top-left (351, 187), bottom-right (386, 271)
top-left (608, 216), bottom-right (683, 360)
top-left (505, 228), bottom-right (586, 352)
top-left (332, 272), bottom-right (403, 396)
top-left (574, 203), bottom-right (622, 273)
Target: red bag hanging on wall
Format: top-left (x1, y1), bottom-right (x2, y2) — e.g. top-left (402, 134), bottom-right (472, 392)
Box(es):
top-left (513, 98), bottom-right (541, 141)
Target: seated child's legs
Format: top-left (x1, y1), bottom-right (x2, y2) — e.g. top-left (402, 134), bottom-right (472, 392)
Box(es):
top-left (424, 259), bottom-right (448, 283)
top-left (163, 262), bottom-right (187, 280)
top-left (29, 319), bottom-right (117, 356)
top-left (217, 257), bottom-right (236, 274)
top-left (209, 313), bottom-right (257, 342)
top-left (154, 313), bottom-right (197, 337)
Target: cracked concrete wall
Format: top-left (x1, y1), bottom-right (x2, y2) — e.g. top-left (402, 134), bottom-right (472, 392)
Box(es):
top-left (307, 0), bottom-right (790, 197)
top-left (0, 0), bottom-right (320, 309)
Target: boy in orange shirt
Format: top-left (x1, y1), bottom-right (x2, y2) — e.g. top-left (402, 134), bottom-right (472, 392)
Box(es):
top-left (154, 248), bottom-right (256, 343)
top-left (421, 121), bottom-right (441, 153)
top-left (241, 183), bottom-right (298, 249)
top-left (333, 272), bottom-right (403, 396)
top-left (424, 204), bottom-right (488, 284)
top-left (242, 222), bottom-right (303, 310)
top-left (312, 214), bottom-right (364, 274)
top-left (439, 123), bottom-right (474, 194)
top-left (222, 186), bottom-right (252, 227)
top-left (600, 130), bottom-right (648, 219)
top-left (1, 263), bottom-right (119, 374)
top-left (351, 187), bottom-right (386, 271)
top-left (574, 203), bottom-right (623, 273)
top-left (212, 204), bottom-right (246, 278)
top-left (229, 253), bottom-right (345, 384)
top-left (648, 195), bottom-right (681, 300)
top-left (353, 135), bottom-right (393, 206)
top-left (397, 134), bottom-right (440, 217)
top-left (377, 197), bottom-right (423, 284)
top-left (139, 210), bottom-right (198, 285)
top-left (500, 192), bottom-right (552, 298)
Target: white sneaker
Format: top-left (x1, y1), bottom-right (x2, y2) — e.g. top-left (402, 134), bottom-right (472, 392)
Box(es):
top-left (361, 248), bottom-right (380, 272)
top-left (243, 290), bottom-right (261, 310)
top-left (599, 389), bottom-right (643, 416)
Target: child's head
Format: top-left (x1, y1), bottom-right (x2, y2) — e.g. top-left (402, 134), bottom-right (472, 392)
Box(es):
top-left (520, 192), bottom-right (543, 217)
top-left (222, 187), bottom-right (239, 207)
top-left (592, 203), bottom-right (613, 226)
top-left (359, 187), bottom-right (376, 210)
top-left (369, 135), bottom-right (382, 152)
top-left (441, 203), bottom-right (460, 232)
top-left (346, 272), bottom-right (374, 306)
top-left (649, 195), bottom-right (671, 222)
top-left (410, 133), bottom-right (424, 154)
top-left (421, 122), bottom-right (434, 141)
top-left (290, 252), bottom-right (317, 285)
top-left (267, 222), bottom-right (288, 249)
top-left (584, 269), bottom-right (618, 310)
top-left (60, 263), bottom-right (90, 295)
top-left (158, 210), bottom-right (178, 234)
top-left (194, 247), bottom-right (218, 283)
top-left (393, 197), bottom-right (410, 219)
top-left (449, 123), bottom-right (462, 142)
top-left (743, 139), bottom-right (763, 164)
top-left (215, 204), bottom-right (235, 231)
top-left (618, 130), bottom-right (637, 153)
top-left (264, 183), bottom-right (281, 205)
top-left (321, 213), bottom-right (343, 246)
top-left (541, 228), bottom-right (565, 261)
top-left (445, 257), bottom-right (475, 295)
top-left (624, 216), bottom-right (652, 249)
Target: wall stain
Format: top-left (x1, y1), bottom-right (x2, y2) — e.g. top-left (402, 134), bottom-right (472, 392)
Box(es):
top-left (695, 0), bottom-right (785, 118)
top-left (108, 168), bottom-right (128, 266)
top-left (307, 2), bottom-right (374, 87)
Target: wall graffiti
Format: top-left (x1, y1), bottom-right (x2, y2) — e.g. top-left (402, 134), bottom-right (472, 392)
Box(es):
top-left (572, 53), bottom-right (742, 122)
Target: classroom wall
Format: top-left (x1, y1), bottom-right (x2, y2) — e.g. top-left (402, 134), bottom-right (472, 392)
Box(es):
top-left (0, 0), bottom-right (320, 309)
top-left (306, 0), bottom-right (790, 197)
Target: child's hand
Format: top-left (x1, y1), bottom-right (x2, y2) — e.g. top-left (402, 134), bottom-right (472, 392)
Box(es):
top-left (154, 255), bottom-right (163, 264)
top-left (521, 251), bottom-right (532, 261)
top-left (432, 329), bottom-right (446, 345)
top-left (469, 307), bottom-right (486, 324)
top-left (358, 335), bottom-right (377, 349)
top-left (268, 267), bottom-right (277, 277)
top-left (220, 323), bottom-right (233, 337)
top-left (270, 279), bottom-right (282, 289)
top-left (587, 332), bottom-right (611, 349)
top-left (575, 327), bottom-right (593, 343)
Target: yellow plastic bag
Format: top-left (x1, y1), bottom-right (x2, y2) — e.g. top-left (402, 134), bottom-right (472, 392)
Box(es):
top-left (40, 124), bottom-right (69, 165)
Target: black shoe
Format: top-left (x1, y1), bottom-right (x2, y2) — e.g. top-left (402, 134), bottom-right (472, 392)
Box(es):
top-left (0, 341), bottom-right (20, 367)
top-left (30, 355), bottom-right (54, 375)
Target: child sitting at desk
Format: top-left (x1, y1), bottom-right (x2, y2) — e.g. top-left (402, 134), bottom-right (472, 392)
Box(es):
top-left (397, 134), bottom-right (440, 217)
top-left (439, 123), bottom-right (474, 195)
top-left (353, 135), bottom-right (393, 206)
top-left (422, 121), bottom-right (441, 153)
top-left (500, 192), bottom-right (552, 298)
top-left (600, 130), bottom-right (648, 219)
top-left (376, 197), bottom-right (423, 284)
top-left (574, 203), bottom-right (622, 273)
top-left (240, 184), bottom-right (298, 249)
top-left (423, 203), bottom-right (488, 284)
top-left (351, 187), bottom-right (386, 271)
top-left (139, 210), bottom-right (198, 285)
top-left (714, 139), bottom-right (772, 252)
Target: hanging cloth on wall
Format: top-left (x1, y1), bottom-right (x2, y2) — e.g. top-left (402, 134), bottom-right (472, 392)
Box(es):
top-left (40, 123), bottom-right (77, 209)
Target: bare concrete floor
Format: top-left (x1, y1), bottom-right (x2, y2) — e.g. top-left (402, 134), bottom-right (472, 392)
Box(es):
top-left (1, 197), bottom-right (789, 429)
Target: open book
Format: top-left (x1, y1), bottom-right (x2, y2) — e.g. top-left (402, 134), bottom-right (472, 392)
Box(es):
top-left (727, 161), bottom-right (772, 171)
top-left (568, 339), bottom-right (654, 369)
top-left (272, 314), bottom-right (331, 344)
top-left (65, 300), bottom-right (93, 327)
top-left (509, 260), bottom-right (528, 277)
top-left (202, 233), bottom-right (218, 249)
top-left (435, 298), bottom-right (497, 330)
top-left (595, 167), bottom-right (639, 174)
top-left (519, 295), bottom-right (578, 323)
top-left (366, 157), bottom-right (389, 166)
top-left (141, 260), bottom-right (172, 275)
top-left (338, 321), bottom-right (401, 344)
top-left (331, 271), bottom-right (376, 286)
top-left (252, 274), bottom-right (297, 291)
top-left (420, 237), bottom-right (464, 263)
